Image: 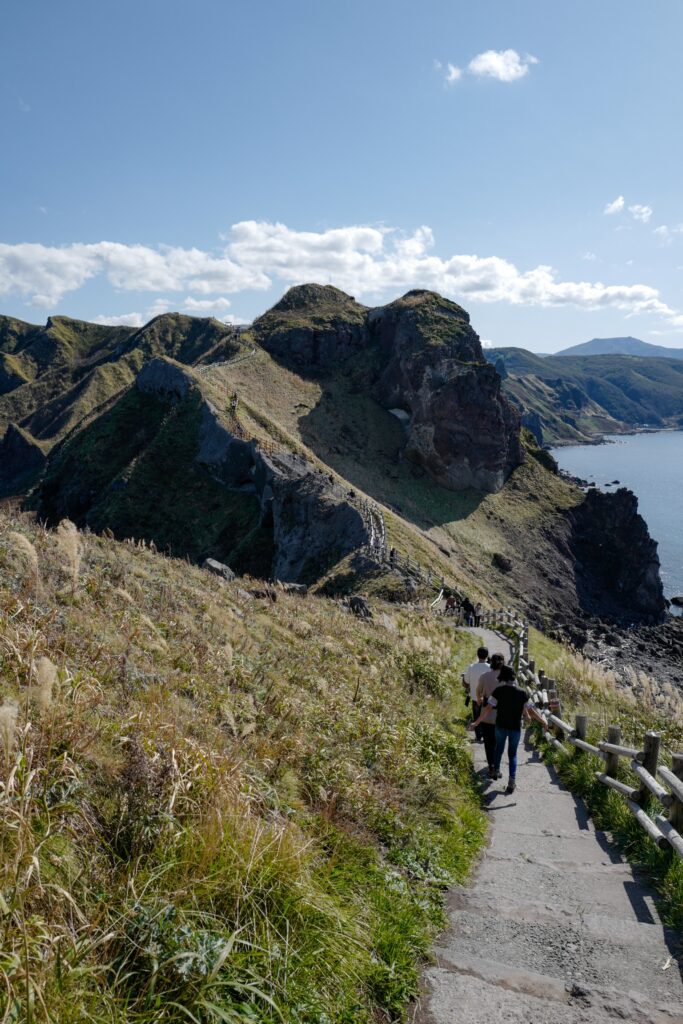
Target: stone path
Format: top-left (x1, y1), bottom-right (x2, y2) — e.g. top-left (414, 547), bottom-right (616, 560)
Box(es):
top-left (418, 630), bottom-right (683, 1024)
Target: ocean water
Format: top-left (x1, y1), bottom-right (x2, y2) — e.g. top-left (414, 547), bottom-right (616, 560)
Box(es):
top-left (550, 431), bottom-right (683, 610)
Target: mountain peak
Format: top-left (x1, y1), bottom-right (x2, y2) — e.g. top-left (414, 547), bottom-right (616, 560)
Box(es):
top-left (556, 336), bottom-right (683, 360)
top-left (272, 283), bottom-right (364, 313)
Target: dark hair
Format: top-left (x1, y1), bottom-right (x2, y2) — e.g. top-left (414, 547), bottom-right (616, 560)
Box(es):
top-left (499, 666), bottom-right (516, 684)
top-left (477, 647), bottom-right (489, 660)
top-left (490, 653), bottom-right (505, 669)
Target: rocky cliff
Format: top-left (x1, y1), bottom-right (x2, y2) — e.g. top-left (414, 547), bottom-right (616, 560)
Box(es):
top-left (369, 291), bottom-right (523, 492)
top-left (569, 487), bottom-right (666, 624)
top-left (255, 285), bottom-right (524, 494)
top-left (35, 357), bottom-right (370, 584)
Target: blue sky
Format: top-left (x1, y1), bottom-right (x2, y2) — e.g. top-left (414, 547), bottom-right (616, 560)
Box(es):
top-left (2, 0), bottom-right (683, 351)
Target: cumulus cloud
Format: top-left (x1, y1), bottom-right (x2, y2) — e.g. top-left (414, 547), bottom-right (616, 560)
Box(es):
top-left (0, 241), bottom-right (268, 307)
top-left (604, 195), bottom-right (625, 215)
top-left (92, 312), bottom-right (145, 327)
top-left (445, 63), bottom-right (462, 84)
top-left (93, 295), bottom-right (246, 330)
top-left (467, 49), bottom-right (538, 82)
top-left (628, 203), bottom-right (652, 224)
top-left (581, 251), bottom-right (597, 261)
top-left (224, 220), bottom-right (683, 328)
top-left (603, 197), bottom-right (654, 224)
top-left (3, 221), bottom-right (683, 332)
top-left (653, 224), bottom-right (683, 244)
top-left (182, 296), bottom-right (232, 313)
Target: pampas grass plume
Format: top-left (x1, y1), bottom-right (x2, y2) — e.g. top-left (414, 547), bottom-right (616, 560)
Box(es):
top-left (0, 701), bottom-right (18, 770)
top-left (56, 519), bottom-right (83, 592)
top-left (8, 531), bottom-right (40, 590)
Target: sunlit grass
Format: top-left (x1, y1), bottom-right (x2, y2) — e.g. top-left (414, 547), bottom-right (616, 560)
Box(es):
top-left (0, 509), bottom-right (484, 1022)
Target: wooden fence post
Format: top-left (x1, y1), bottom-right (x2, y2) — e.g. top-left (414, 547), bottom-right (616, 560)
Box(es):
top-left (670, 754), bottom-right (683, 832)
top-left (574, 714), bottom-right (588, 756)
top-left (638, 731), bottom-right (661, 806)
top-left (605, 725), bottom-right (621, 779)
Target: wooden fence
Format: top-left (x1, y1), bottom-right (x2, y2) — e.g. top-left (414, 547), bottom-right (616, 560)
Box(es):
top-left (477, 609), bottom-right (683, 862)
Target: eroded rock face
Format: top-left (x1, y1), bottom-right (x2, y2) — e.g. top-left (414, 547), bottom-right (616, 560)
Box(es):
top-left (136, 357), bottom-right (191, 403)
top-left (189, 372), bottom-right (370, 583)
top-left (256, 285), bottom-right (524, 494)
top-left (252, 284), bottom-right (368, 370)
top-left (569, 488), bottom-right (666, 624)
top-left (369, 292), bottom-right (524, 493)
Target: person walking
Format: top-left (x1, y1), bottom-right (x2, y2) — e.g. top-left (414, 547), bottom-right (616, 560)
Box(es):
top-left (469, 666), bottom-right (546, 794)
top-left (475, 653), bottom-right (505, 777)
top-left (462, 646), bottom-right (490, 742)
top-left (473, 602), bottom-right (483, 627)
top-left (461, 596), bottom-right (475, 626)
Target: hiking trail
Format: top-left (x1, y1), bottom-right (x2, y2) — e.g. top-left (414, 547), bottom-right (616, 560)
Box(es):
top-left (417, 628), bottom-right (683, 1024)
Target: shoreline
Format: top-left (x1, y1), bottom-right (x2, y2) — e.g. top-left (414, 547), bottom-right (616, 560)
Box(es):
top-left (549, 423), bottom-right (683, 449)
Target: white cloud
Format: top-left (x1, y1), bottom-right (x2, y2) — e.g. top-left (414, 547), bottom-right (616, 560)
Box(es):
top-left (92, 312), bottom-right (145, 327)
top-left (467, 49), bottom-right (538, 82)
top-left (224, 220), bottom-right (683, 328)
top-left (628, 203), bottom-right (652, 224)
top-left (4, 221), bottom-right (683, 333)
top-left (181, 296), bottom-right (232, 313)
top-left (581, 251), bottom-right (597, 261)
top-left (445, 63), bottom-right (462, 84)
top-left (0, 241), bottom-right (269, 307)
top-left (480, 339), bottom-right (495, 349)
top-left (603, 197), bottom-right (654, 224)
top-left (653, 224), bottom-right (683, 244)
top-left (604, 195), bottom-right (625, 215)
top-left (93, 296), bottom-right (246, 329)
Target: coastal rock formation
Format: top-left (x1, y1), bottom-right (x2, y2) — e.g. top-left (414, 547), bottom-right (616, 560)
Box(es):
top-left (569, 487), bottom-right (666, 624)
top-left (257, 286), bottom-right (524, 494)
top-left (370, 291), bottom-right (523, 492)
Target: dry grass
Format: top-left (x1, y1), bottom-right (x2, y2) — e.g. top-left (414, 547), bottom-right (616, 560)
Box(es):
top-left (0, 509), bottom-right (484, 1023)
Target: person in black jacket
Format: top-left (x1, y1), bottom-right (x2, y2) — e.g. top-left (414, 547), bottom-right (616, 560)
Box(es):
top-left (468, 666), bottom-right (546, 794)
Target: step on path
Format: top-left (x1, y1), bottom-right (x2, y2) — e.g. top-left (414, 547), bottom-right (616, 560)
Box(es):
top-left (418, 627), bottom-right (683, 1023)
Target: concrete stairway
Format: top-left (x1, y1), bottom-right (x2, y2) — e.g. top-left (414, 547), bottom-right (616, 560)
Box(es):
top-left (418, 735), bottom-right (683, 1024)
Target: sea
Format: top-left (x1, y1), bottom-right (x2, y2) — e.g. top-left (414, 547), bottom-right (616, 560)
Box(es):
top-left (550, 431), bottom-right (683, 614)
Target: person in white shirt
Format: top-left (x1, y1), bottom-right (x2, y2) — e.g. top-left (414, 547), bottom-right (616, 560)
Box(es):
top-left (462, 647), bottom-right (490, 742)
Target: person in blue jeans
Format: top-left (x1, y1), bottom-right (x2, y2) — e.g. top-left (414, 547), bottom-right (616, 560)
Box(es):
top-left (468, 666), bottom-right (546, 795)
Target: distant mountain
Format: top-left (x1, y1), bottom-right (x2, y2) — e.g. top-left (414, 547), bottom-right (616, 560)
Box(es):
top-left (488, 347), bottom-right (683, 445)
top-left (555, 336), bottom-right (683, 359)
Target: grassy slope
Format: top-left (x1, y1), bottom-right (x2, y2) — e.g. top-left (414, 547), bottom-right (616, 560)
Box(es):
top-left (0, 511), bottom-right (485, 1023)
top-left (492, 348), bottom-right (683, 442)
top-left (201, 345), bottom-right (584, 612)
top-left (34, 385), bottom-right (266, 570)
top-left (503, 374), bottom-right (624, 444)
top-left (0, 314), bottom-right (242, 458)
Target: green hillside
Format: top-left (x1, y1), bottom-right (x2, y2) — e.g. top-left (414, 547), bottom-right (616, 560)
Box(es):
top-left (0, 313), bottom-right (244, 494)
top-left (490, 347), bottom-right (683, 443)
top-left (0, 509), bottom-right (484, 1023)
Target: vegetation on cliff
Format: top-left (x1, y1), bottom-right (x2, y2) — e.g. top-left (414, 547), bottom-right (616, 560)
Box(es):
top-left (490, 347), bottom-right (683, 444)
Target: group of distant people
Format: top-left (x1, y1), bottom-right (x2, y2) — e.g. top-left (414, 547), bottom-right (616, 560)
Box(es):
top-left (444, 591), bottom-right (482, 626)
top-left (462, 645), bottom-right (545, 795)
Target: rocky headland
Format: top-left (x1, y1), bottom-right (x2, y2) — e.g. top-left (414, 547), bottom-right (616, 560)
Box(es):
top-left (1, 284), bottom-right (672, 658)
